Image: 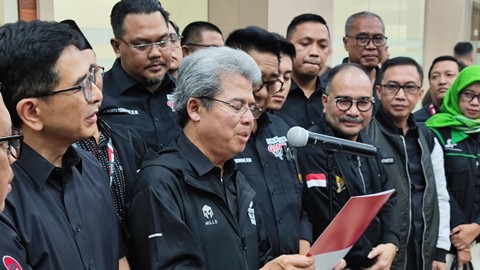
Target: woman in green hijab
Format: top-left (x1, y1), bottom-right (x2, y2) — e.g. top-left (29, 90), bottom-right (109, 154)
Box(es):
top-left (426, 65), bottom-right (480, 269)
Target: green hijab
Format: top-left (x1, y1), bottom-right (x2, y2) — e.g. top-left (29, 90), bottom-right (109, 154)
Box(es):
top-left (425, 65), bottom-right (480, 143)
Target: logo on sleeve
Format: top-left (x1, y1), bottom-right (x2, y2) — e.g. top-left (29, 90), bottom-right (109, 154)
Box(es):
top-left (266, 136), bottom-right (287, 160)
top-left (335, 175), bottom-right (346, 193)
top-left (3, 256), bottom-right (23, 270)
top-left (202, 205), bottom-right (218, 226)
top-left (247, 201), bottom-right (256, 225)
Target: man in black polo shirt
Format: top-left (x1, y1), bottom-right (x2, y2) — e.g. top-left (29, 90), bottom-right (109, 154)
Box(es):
top-left (101, 0), bottom-right (180, 151)
top-left (280, 13), bottom-right (331, 129)
top-left (0, 20), bottom-right (124, 269)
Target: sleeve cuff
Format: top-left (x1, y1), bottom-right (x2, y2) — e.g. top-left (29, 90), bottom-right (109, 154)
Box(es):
top-left (434, 248), bottom-right (448, 262)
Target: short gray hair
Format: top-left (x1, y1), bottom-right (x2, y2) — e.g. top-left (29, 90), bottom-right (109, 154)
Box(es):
top-left (345, 11), bottom-right (384, 35)
top-left (174, 46), bottom-right (261, 127)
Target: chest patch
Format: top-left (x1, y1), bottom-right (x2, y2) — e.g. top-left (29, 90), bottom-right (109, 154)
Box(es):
top-left (266, 136), bottom-right (287, 160)
top-left (380, 157), bottom-right (394, 164)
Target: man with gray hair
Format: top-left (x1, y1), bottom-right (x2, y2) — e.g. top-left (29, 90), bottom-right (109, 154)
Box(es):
top-left (124, 46), bottom-right (315, 270)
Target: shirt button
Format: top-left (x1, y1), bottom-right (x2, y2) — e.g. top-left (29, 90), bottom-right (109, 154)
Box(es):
top-left (89, 263), bottom-right (94, 270)
top-left (263, 162), bottom-right (268, 167)
top-left (154, 118), bottom-right (160, 122)
top-left (75, 226), bottom-right (81, 232)
top-left (278, 219), bottom-right (283, 223)
top-left (271, 190), bottom-right (276, 195)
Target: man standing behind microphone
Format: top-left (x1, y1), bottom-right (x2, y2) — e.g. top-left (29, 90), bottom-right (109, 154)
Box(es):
top-left (297, 63), bottom-right (399, 270)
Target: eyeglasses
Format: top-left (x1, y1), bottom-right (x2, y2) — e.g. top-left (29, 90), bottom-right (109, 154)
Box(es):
top-left (200, 96), bottom-right (263, 119)
top-left (254, 78), bottom-right (284, 95)
top-left (0, 128), bottom-right (23, 160)
top-left (328, 95), bottom-right (375, 112)
top-left (169, 33), bottom-right (182, 48)
top-left (459, 90), bottom-right (480, 103)
top-left (31, 66), bottom-right (102, 102)
top-left (346, 34), bottom-right (387, 47)
top-left (381, 83), bottom-right (421, 96)
top-left (116, 36), bottom-right (172, 52)
top-left (184, 43), bottom-right (220, 48)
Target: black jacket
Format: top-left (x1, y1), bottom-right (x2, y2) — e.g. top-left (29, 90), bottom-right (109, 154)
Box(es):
top-left (124, 133), bottom-right (271, 270)
top-left (298, 117), bottom-right (398, 269)
top-left (430, 127), bottom-right (480, 247)
top-left (235, 113), bottom-right (312, 257)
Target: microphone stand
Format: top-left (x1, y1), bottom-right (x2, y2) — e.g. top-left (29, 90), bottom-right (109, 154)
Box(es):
top-left (325, 150), bottom-right (335, 222)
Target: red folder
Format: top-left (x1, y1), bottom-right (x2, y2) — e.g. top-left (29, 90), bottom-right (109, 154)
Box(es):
top-left (308, 189), bottom-right (394, 270)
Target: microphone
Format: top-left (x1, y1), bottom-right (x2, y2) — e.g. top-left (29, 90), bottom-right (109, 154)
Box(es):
top-left (286, 126), bottom-right (377, 157)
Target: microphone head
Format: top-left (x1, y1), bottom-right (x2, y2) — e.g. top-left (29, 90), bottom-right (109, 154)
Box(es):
top-left (286, 126), bottom-right (309, 147)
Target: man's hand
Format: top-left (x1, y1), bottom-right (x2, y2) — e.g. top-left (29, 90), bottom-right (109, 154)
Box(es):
top-left (261, 254), bottom-right (314, 270)
top-left (432, 260), bottom-right (446, 270)
top-left (365, 243), bottom-right (397, 270)
top-left (450, 223), bottom-right (480, 250)
top-left (455, 249), bottom-right (472, 268)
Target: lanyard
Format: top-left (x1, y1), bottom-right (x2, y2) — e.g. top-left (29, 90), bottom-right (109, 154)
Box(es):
top-left (107, 138), bottom-right (114, 186)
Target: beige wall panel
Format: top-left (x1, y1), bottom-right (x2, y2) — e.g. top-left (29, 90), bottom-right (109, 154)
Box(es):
top-left (0, 0), bottom-right (18, 24)
top-left (208, 0), bottom-right (268, 37)
top-left (268, 0), bottom-right (333, 37)
top-left (423, 0), bottom-right (466, 89)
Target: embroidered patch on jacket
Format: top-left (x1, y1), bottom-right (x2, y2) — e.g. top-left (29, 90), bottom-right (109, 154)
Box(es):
top-left (102, 107), bottom-right (139, 115)
top-left (336, 175), bottom-right (346, 193)
top-left (305, 173), bottom-right (327, 188)
top-left (380, 157), bottom-right (394, 164)
top-left (202, 205), bottom-right (218, 226)
top-left (444, 139), bottom-right (462, 152)
top-left (266, 136), bottom-right (288, 160)
top-left (234, 157), bottom-right (253, 164)
top-left (248, 201), bottom-right (256, 225)
top-left (3, 256), bottom-right (23, 270)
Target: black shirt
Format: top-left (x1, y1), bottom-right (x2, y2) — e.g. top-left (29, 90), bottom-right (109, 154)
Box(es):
top-left (279, 75), bottom-right (326, 129)
top-left (234, 113), bottom-right (311, 257)
top-left (100, 59), bottom-right (181, 151)
top-left (0, 144), bottom-right (121, 270)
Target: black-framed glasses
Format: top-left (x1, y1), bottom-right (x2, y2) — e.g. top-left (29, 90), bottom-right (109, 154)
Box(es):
top-left (169, 33), bottom-right (182, 48)
top-left (184, 43), bottom-right (220, 48)
top-left (116, 36), bottom-right (172, 52)
top-left (199, 96), bottom-right (263, 119)
top-left (328, 95), bottom-right (375, 112)
top-left (0, 128), bottom-right (23, 160)
top-left (381, 82), bottom-right (421, 95)
top-left (254, 78), bottom-right (284, 95)
top-left (346, 34), bottom-right (387, 47)
top-left (31, 66), bottom-right (102, 102)
top-left (459, 90), bottom-right (480, 103)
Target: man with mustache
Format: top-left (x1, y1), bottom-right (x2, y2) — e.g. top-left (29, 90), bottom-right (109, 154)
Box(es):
top-left (298, 63), bottom-right (399, 269)
top-left (100, 0), bottom-right (180, 151)
top-left (367, 57), bottom-right (450, 270)
top-left (280, 13), bottom-right (331, 129)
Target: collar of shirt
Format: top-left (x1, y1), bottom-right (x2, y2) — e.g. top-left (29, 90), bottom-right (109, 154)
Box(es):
top-left (290, 75), bottom-right (324, 97)
top-left (15, 144), bottom-right (82, 187)
top-left (376, 107), bottom-right (418, 135)
top-left (106, 58), bottom-right (176, 96)
top-left (177, 132), bottom-right (237, 178)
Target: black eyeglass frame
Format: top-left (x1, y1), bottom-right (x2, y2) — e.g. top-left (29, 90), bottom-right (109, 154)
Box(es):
top-left (254, 78), bottom-right (284, 95)
top-left (381, 83), bottom-right (422, 96)
top-left (199, 96), bottom-right (263, 119)
top-left (29, 66), bottom-right (102, 102)
top-left (459, 90), bottom-right (480, 103)
top-left (0, 128), bottom-right (23, 160)
top-left (346, 34), bottom-right (388, 47)
top-left (328, 95), bottom-right (375, 112)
